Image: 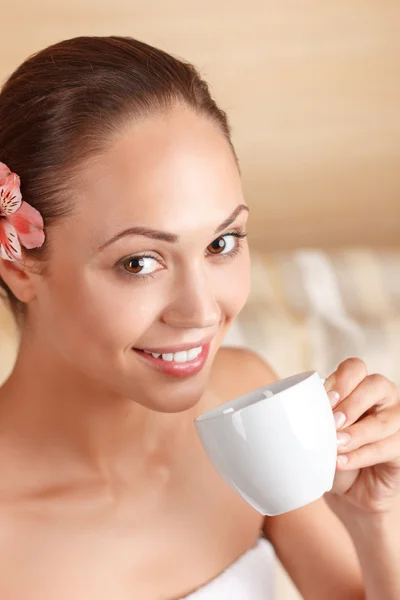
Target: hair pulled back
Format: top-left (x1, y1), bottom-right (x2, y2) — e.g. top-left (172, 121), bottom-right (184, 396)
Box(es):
top-left (0, 35), bottom-right (236, 322)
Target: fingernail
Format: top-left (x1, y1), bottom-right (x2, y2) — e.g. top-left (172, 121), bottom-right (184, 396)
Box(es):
top-left (334, 411), bottom-right (346, 429)
top-left (337, 455), bottom-right (348, 465)
top-left (336, 432), bottom-right (351, 446)
top-left (328, 390), bottom-right (340, 407)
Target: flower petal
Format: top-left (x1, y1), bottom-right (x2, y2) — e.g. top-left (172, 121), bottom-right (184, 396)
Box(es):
top-left (0, 219), bottom-right (22, 261)
top-left (0, 173), bottom-right (22, 216)
top-left (7, 201), bottom-right (45, 249)
top-left (0, 162), bottom-right (11, 181)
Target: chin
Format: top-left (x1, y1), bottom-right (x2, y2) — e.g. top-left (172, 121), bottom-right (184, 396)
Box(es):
top-left (141, 383), bottom-right (207, 414)
top-left (115, 341), bottom-right (218, 413)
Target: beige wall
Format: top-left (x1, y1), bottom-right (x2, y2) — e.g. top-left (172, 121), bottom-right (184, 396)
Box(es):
top-left (2, 1), bottom-right (399, 250)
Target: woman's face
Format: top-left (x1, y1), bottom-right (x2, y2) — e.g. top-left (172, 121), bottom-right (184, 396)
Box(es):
top-left (31, 106), bottom-right (251, 412)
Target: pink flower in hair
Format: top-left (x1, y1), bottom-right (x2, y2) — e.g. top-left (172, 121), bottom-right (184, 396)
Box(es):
top-left (0, 161), bottom-right (45, 261)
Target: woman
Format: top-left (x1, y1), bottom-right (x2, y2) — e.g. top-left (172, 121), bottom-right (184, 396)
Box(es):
top-left (0, 35), bottom-right (399, 600)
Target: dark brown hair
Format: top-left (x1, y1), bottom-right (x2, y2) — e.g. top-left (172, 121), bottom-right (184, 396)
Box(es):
top-left (0, 35), bottom-right (237, 323)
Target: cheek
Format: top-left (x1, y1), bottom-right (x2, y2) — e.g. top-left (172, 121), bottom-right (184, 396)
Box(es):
top-left (37, 266), bottom-right (164, 356)
top-left (81, 278), bottom-right (164, 348)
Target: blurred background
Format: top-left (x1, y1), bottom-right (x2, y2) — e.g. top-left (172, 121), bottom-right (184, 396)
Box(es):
top-left (1, 2), bottom-right (400, 598)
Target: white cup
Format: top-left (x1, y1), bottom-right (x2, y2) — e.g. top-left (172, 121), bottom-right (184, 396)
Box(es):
top-left (194, 371), bottom-right (337, 516)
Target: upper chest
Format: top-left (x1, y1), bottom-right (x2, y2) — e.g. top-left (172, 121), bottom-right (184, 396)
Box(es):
top-left (0, 446), bottom-right (263, 600)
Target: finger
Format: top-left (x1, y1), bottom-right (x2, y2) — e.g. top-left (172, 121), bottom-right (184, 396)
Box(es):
top-left (324, 358), bottom-right (368, 405)
top-left (336, 430), bottom-right (400, 470)
top-left (336, 404), bottom-right (400, 454)
top-left (333, 374), bottom-right (399, 431)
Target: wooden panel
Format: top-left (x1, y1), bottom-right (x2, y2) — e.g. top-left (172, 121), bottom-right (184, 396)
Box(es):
top-left (1, 1), bottom-right (399, 250)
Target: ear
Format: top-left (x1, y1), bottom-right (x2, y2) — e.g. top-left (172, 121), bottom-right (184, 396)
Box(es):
top-left (0, 256), bottom-right (37, 303)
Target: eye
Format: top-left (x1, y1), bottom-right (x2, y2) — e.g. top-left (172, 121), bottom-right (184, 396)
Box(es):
top-left (122, 255), bottom-right (161, 275)
top-left (207, 234), bottom-right (239, 256)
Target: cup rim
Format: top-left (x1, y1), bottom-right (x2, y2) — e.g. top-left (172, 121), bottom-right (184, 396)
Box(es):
top-left (194, 370), bottom-right (321, 424)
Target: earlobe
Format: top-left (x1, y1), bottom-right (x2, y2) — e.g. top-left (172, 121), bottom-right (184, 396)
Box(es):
top-left (0, 258), bottom-right (37, 304)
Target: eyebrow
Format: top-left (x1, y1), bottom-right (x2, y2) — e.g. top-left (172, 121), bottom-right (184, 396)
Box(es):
top-left (97, 204), bottom-right (249, 251)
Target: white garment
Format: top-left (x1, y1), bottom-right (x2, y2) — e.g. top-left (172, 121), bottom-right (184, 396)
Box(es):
top-left (181, 538), bottom-right (275, 599)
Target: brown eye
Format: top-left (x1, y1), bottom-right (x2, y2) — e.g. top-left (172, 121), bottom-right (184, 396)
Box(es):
top-left (124, 257), bottom-right (145, 273)
top-left (207, 236), bottom-right (227, 255)
top-left (122, 256), bottom-right (159, 275)
top-left (207, 234), bottom-right (236, 255)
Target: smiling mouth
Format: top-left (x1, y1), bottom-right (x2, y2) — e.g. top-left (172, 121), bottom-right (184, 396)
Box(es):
top-left (132, 344), bottom-right (211, 379)
top-left (135, 346), bottom-right (203, 363)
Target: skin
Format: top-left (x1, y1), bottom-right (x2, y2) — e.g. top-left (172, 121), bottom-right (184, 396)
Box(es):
top-left (0, 104), bottom-right (399, 600)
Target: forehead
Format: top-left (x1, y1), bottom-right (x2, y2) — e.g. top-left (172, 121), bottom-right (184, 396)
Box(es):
top-left (70, 107), bottom-right (244, 241)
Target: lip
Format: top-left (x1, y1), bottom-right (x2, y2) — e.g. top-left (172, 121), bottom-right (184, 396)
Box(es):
top-left (134, 335), bottom-right (215, 355)
top-left (133, 343), bottom-right (212, 379)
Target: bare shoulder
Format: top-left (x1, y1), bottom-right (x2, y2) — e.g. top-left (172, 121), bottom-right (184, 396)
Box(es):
top-left (208, 348), bottom-right (364, 598)
top-left (208, 346), bottom-right (278, 404)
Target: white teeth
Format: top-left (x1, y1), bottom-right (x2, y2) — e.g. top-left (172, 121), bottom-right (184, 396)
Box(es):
top-left (187, 347), bottom-right (201, 360)
top-left (174, 351), bottom-right (188, 363)
top-left (142, 346), bottom-right (203, 363)
top-left (169, 347), bottom-right (202, 362)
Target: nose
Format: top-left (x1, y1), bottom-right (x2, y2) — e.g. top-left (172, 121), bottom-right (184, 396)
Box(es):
top-left (161, 270), bottom-right (220, 330)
